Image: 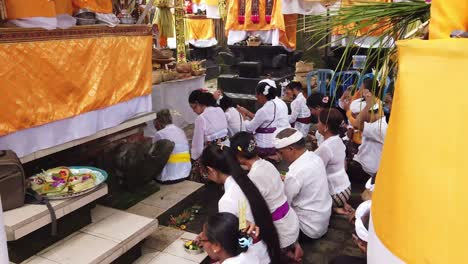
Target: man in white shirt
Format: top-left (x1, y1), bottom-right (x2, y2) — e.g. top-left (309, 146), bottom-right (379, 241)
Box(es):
top-left (274, 128), bottom-right (332, 240)
top-left (152, 109), bottom-right (191, 183)
top-left (285, 81), bottom-right (311, 137)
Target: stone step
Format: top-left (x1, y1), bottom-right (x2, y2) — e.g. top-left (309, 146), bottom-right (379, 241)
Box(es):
top-left (21, 206), bottom-right (158, 264)
top-left (4, 185), bottom-right (108, 242)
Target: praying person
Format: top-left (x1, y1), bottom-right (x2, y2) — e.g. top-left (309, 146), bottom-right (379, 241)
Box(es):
top-left (315, 109), bottom-right (353, 216)
top-left (152, 109), bottom-right (191, 183)
top-left (188, 90), bottom-right (229, 182)
top-left (198, 212), bottom-right (260, 264)
top-left (306, 93), bottom-right (332, 147)
top-left (230, 132), bottom-right (303, 263)
top-left (237, 82), bottom-right (281, 160)
top-left (285, 81), bottom-right (312, 137)
top-left (345, 79), bottom-right (388, 183)
top-left (200, 145), bottom-right (287, 264)
top-left (274, 128), bottom-right (332, 241)
top-left (219, 95), bottom-right (245, 137)
top-left (259, 79), bottom-right (290, 130)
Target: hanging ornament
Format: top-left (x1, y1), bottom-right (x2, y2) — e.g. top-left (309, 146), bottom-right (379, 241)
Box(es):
top-left (265, 0), bottom-right (274, 24)
top-left (238, 0), bottom-right (246, 24)
top-left (251, 0), bottom-right (259, 24)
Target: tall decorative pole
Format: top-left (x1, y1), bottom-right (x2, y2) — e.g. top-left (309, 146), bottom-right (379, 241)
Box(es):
top-left (174, 0), bottom-right (187, 63)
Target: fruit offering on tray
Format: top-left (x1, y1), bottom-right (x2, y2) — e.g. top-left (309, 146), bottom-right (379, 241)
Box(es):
top-left (184, 240), bottom-right (203, 254)
top-left (30, 167), bottom-right (97, 196)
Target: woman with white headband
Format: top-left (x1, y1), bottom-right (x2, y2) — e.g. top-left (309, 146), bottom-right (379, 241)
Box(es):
top-left (237, 82), bottom-right (282, 159)
top-left (258, 79), bottom-right (290, 130)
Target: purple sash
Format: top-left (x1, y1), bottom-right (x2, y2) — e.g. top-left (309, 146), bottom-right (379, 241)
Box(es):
top-left (255, 127), bottom-right (277, 134)
top-left (271, 201), bottom-right (290, 221)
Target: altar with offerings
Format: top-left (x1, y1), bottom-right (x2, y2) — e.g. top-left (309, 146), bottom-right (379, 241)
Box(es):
top-left (0, 25), bottom-right (154, 158)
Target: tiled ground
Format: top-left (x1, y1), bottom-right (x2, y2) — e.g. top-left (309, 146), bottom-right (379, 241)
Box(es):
top-left (128, 181), bottom-right (206, 264)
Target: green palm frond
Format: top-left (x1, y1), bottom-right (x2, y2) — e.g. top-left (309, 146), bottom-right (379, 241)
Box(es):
top-left (298, 0), bottom-right (430, 97)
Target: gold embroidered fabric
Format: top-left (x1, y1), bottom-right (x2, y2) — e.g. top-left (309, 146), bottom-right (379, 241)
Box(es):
top-left (0, 35), bottom-right (152, 136)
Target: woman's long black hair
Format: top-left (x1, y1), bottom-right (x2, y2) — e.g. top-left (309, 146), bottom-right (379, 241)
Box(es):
top-left (200, 145), bottom-right (285, 264)
top-left (205, 212), bottom-right (248, 257)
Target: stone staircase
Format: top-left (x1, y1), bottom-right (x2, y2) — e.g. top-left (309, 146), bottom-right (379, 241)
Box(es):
top-left (4, 185), bottom-right (158, 264)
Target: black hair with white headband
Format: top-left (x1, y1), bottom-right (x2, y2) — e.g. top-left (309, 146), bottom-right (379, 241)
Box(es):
top-left (256, 82), bottom-right (277, 101)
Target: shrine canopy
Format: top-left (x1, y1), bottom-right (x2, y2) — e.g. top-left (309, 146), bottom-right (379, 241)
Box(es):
top-left (224, 0), bottom-right (298, 50)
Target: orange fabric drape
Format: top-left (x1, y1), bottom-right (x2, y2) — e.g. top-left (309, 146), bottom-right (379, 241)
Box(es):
top-left (0, 35), bottom-right (152, 136)
top-left (186, 18), bottom-right (215, 40)
top-left (333, 0), bottom-right (391, 36)
top-left (56, 0), bottom-right (74, 15)
top-left (429, 0), bottom-right (468, 39)
top-left (225, 0), bottom-right (297, 50)
top-left (5, 0), bottom-right (56, 19)
top-left (72, 0), bottom-right (113, 13)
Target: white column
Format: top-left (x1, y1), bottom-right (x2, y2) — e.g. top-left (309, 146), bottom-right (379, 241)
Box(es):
top-left (0, 197), bottom-right (9, 264)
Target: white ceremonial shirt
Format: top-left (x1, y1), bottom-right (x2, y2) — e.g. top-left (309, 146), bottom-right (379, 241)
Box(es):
top-left (316, 130), bottom-right (325, 146)
top-left (354, 116), bottom-right (388, 175)
top-left (248, 159), bottom-right (300, 248)
top-left (223, 252), bottom-right (260, 264)
top-left (219, 176), bottom-right (271, 264)
top-left (315, 135), bottom-right (351, 195)
top-left (225, 107), bottom-right (246, 137)
top-left (245, 100), bottom-right (279, 149)
top-left (284, 151), bottom-right (332, 239)
top-left (288, 93), bottom-right (311, 137)
top-left (153, 124), bottom-right (192, 182)
top-left (191, 106), bottom-right (229, 159)
top-left (274, 97), bottom-right (291, 130)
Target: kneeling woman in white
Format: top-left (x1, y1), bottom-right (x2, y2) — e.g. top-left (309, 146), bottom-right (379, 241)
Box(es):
top-left (199, 212), bottom-right (260, 264)
top-left (315, 109), bottom-right (353, 216)
top-left (219, 95), bottom-right (245, 137)
top-left (285, 81), bottom-right (311, 137)
top-left (237, 82), bottom-right (280, 159)
top-left (200, 145), bottom-right (285, 264)
top-left (230, 132), bottom-right (303, 262)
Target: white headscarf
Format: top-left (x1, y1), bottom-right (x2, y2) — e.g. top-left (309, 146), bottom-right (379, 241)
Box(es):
top-left (273, 128), bottom-right (303, 149)
top-left (355, 200), bottom-right (372, 242)
top-left (259, 79), bottom-right (277, 89)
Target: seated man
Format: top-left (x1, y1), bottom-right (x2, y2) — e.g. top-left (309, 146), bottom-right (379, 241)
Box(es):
top-left (274, 128), bottom-right (332, 240)
top-left (152, 109), bottom-right (192, 184)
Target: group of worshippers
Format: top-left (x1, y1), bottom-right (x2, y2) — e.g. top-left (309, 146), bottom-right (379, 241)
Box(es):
top-left (149, 77), bottom-right (390, 263)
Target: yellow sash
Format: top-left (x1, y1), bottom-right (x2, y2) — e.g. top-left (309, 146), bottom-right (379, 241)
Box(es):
top-left (168, 152), bottom-right (191, 163)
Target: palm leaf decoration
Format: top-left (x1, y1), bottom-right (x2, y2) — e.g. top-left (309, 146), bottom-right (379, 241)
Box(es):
top-left (299, 0), bottom-right (430, 97)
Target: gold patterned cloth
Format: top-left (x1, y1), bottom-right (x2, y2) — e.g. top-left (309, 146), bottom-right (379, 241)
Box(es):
top-left (0, 27), bottom-right (152, 136)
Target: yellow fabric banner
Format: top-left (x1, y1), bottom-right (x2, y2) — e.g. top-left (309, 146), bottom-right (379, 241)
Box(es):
top-left (429, 0), bottom-right (468, 39)
top-left (186, 18), bottom-right (215, 40)
top-left (372, 38), bottom-right (468, 263)
top-left (224, 0), bottom-right (297, 49)
top-left (0, 35), bottom-right (152, 136)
